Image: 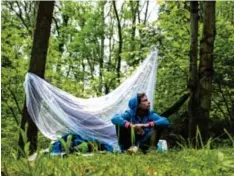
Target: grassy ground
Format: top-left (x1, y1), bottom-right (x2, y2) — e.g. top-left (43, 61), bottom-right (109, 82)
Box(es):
top-left (2, 147), bottom-right (234, 176)
top-left (1, 122), bottom-right (234, 175)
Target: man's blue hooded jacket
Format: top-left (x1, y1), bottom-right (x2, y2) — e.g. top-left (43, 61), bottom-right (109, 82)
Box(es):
top-left (111, 95), bottom-right (169, 136)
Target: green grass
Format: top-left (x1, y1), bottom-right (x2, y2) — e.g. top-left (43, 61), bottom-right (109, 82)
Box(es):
top-left (2, 122), bottom-right (234, 175)
top-left (2, 147), bottom-right (234, 176)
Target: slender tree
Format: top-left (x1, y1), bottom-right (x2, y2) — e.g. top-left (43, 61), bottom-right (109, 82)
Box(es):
top-left (190, 1), bottom-right (216, 141)
top-left (113, 1), bottom-right (122, 83)
top-left (99, 0), bottom-right (106, 94)
top-left (18, 1), bottom-right (55, 156)
top-left (188, 1), bottom-right (199, 139)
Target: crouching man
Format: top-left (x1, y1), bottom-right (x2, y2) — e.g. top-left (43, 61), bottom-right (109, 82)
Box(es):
top-left (111, 93), bottom-right (169, 153)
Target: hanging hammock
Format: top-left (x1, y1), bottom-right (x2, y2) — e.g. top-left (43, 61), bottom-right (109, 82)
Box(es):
top-left (24, 50), bottom-right (158, 151)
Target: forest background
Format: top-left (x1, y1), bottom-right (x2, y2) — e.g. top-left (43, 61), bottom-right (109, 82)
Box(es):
top-left (1, 1), bottom-right (234, 175)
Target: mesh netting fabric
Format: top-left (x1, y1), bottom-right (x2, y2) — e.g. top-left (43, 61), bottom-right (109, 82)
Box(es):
top-left (24, 51), bottom-right (158, 150)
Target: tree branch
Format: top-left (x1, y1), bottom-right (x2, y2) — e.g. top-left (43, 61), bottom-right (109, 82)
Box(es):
top-left (2, 95), bottom-right (19, 125)
top-left (161, 92), bottom-right (190, 117)
top-left (143, 0), bottom-right (149, 25)
top-left (15, 1), bottom-right (32, 36)
top-left (9, 88), bottom-right (22, 114)
top-left (52, 16), bottom-right (60, 36)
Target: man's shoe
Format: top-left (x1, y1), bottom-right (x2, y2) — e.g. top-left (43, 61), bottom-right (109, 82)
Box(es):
top-left (127, 146), bottom-right (138, 154)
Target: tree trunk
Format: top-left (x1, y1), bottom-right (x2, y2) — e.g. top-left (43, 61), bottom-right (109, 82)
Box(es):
top-left (99, 1), bottom-right (106, 95)
top-left (190, 1), bottom-right (216, 142)
top-left (55, 13), bottom-right (69, 83)
top-left (232, 102), bottom-right (234, 124)
top-left (129, 1), bottom-right (139, 61)
top-left (105, 21), bottom-right (114, 95)
top-left (188, 1), bottom-right (199, 139)
top-left (113, 1), bottom-right (122, 83)
top-left (18, 1), bottom-right (55, 156)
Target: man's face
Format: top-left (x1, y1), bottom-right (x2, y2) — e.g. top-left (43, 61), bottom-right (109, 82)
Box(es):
top-left (138, 95), bottom-right (150, 111)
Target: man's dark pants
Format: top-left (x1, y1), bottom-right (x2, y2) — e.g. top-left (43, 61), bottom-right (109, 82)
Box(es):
top-left (115, 125), bottom-right (165, 152)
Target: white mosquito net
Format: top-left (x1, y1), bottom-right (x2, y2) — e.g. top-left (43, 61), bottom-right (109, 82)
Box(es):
top-left (24, 50), bottom-right (158, 150)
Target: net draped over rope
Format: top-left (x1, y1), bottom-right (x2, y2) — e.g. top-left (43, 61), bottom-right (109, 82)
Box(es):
top-left (24, 51), bottom-right (158, 150)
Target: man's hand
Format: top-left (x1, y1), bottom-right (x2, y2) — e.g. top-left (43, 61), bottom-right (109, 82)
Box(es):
top-left (131, 124), bottom-right (145, 135)
top-left (134, 124), bottom-right (150, 128)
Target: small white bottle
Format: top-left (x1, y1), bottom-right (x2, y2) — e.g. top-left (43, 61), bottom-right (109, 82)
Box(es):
top-left (157, 139), bottom-right (168, 152)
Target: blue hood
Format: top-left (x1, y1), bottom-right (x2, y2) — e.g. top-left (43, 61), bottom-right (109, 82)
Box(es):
top-left (128, 95), bottom-right (138, 113)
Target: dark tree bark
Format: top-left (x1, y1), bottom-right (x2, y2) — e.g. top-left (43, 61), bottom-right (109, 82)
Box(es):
top-left (188, 1), bottom-right (199, 139)
top-left (113, 1), bottom-right (122, 83)
top-left (190, 1), bottom-right (216, 141)
top-left (232, 102), bottom-right (234, 122)
top-left (18, 1), bottom-right (55, 156)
